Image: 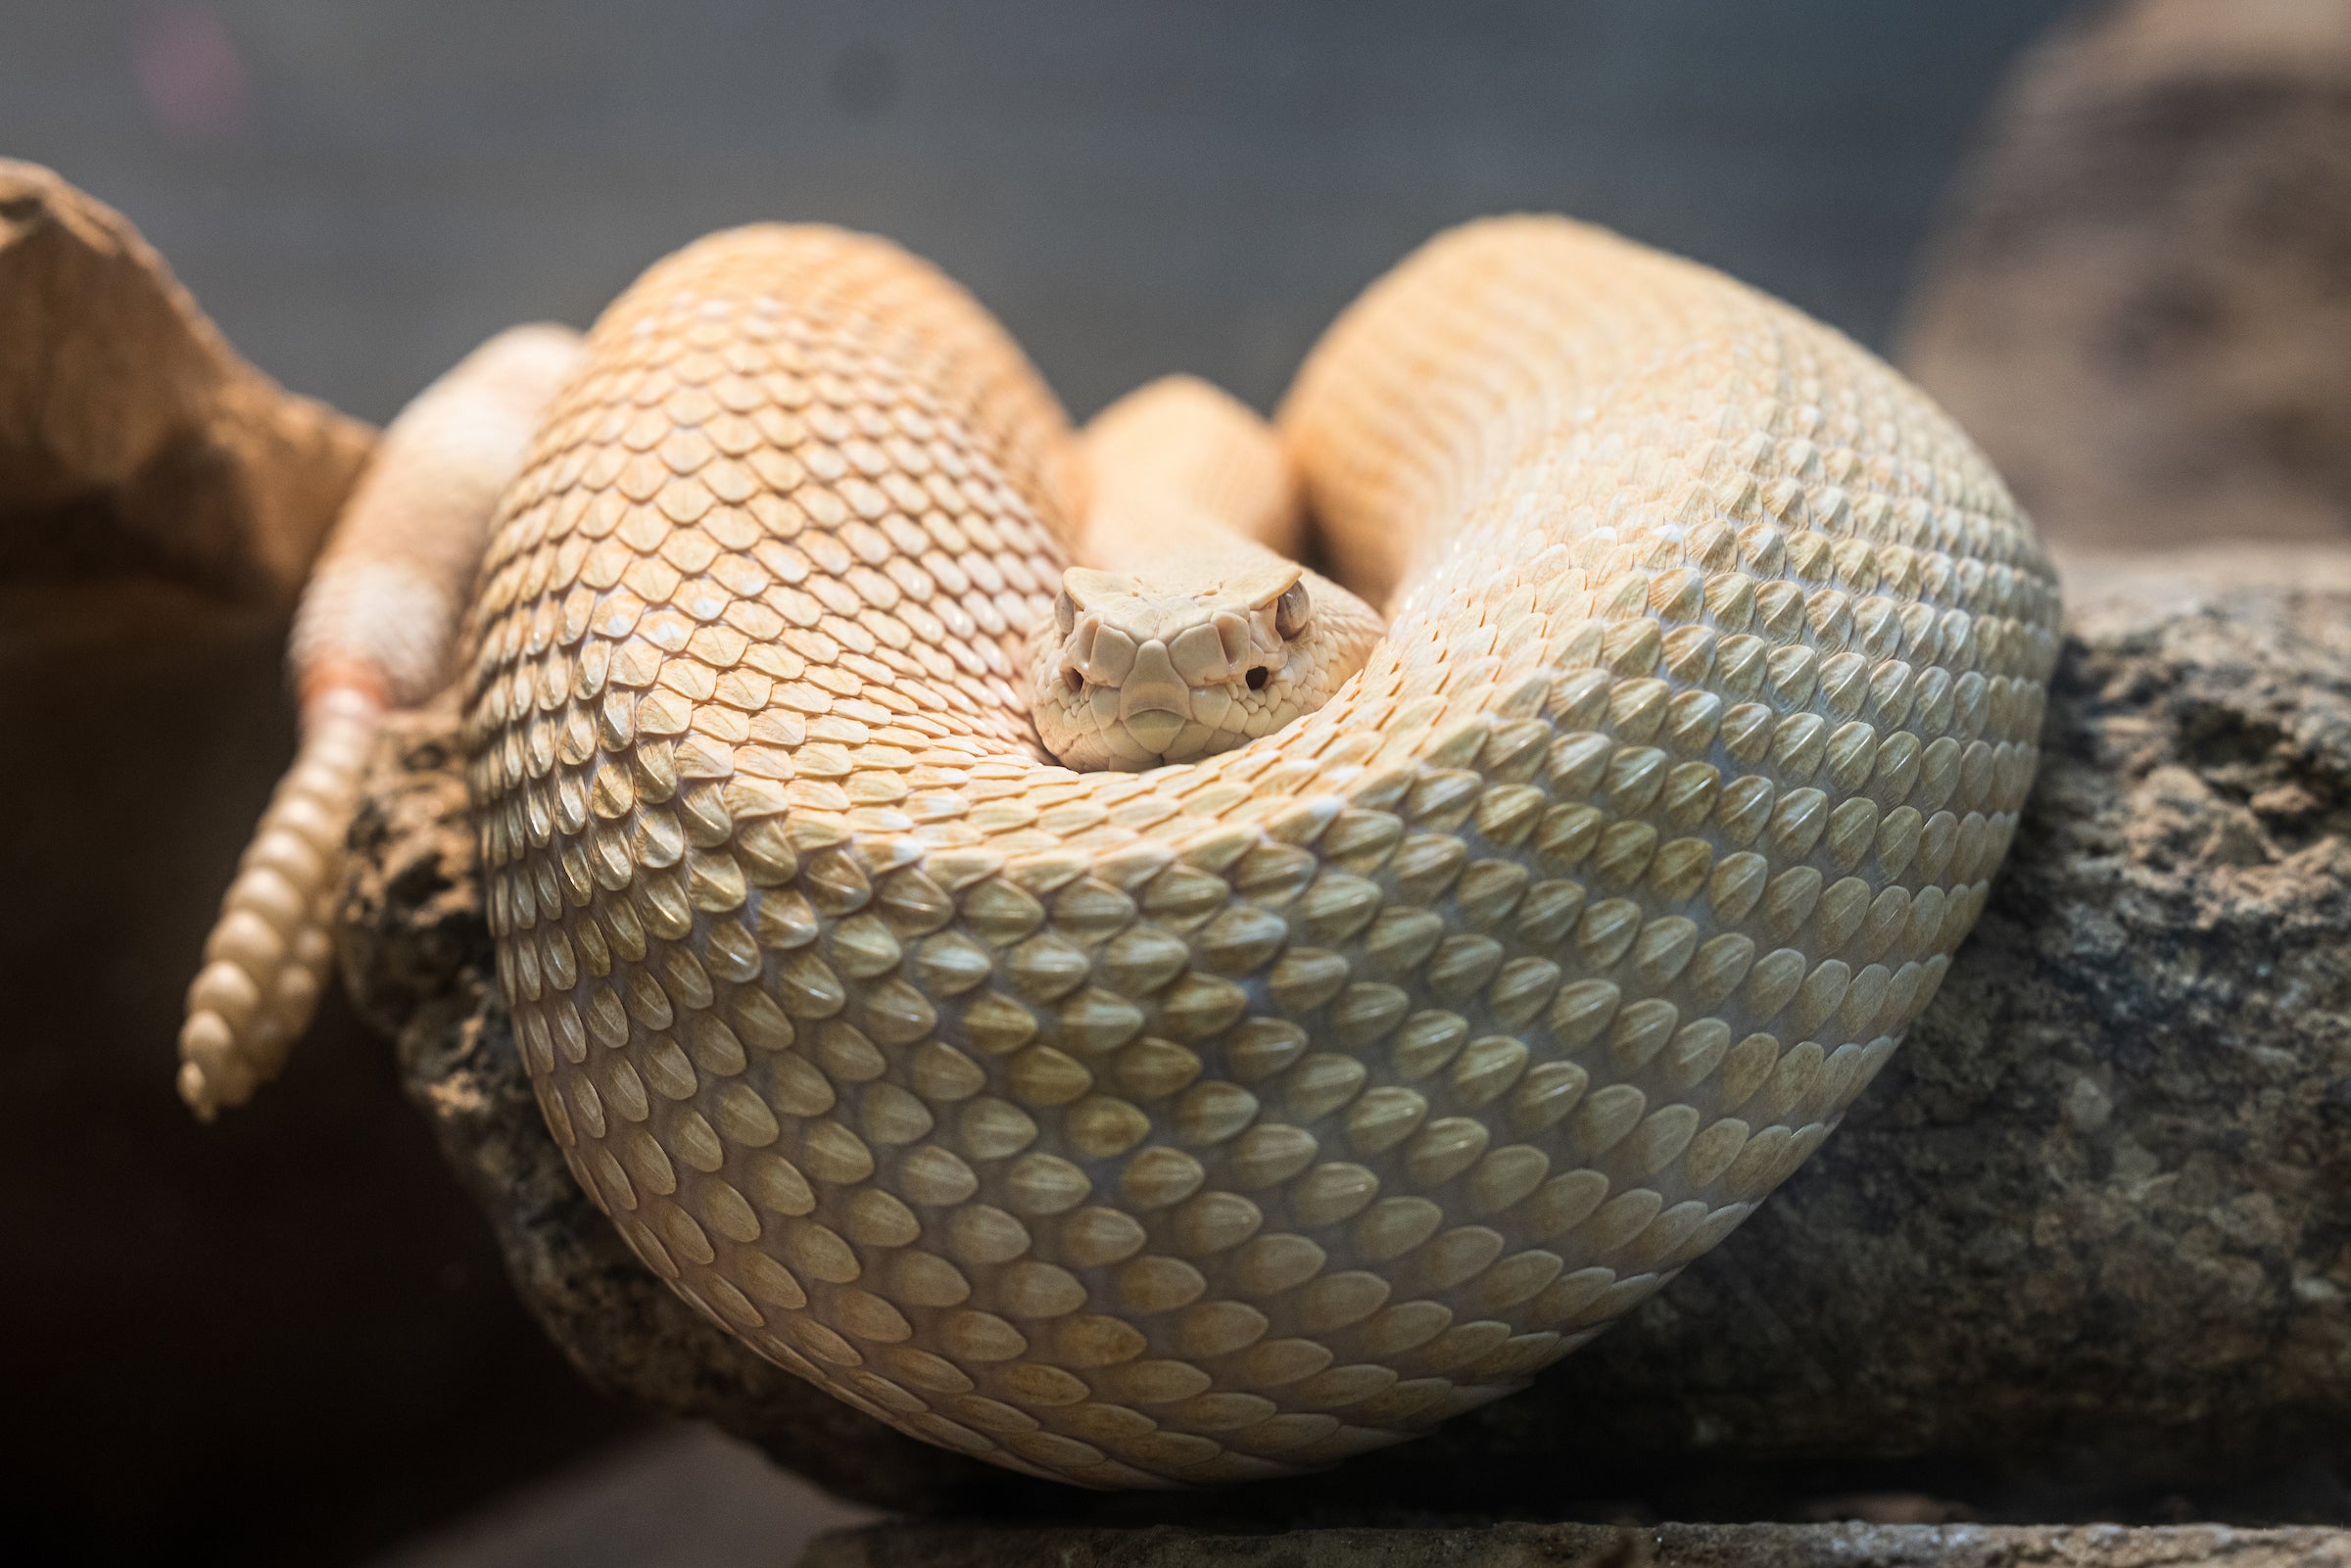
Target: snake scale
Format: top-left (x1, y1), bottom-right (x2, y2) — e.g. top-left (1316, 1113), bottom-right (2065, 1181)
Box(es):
top-left (181, 215), bottom-right (2059, 1488)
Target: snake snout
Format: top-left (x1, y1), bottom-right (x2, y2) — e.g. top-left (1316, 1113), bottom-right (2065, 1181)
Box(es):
top-left (1114, 641), bottom-right (1192, 755)
top-left (1120, 706), bottom-right (1187, 755)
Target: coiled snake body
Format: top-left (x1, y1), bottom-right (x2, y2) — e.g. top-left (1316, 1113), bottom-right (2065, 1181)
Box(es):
top-left (183, 216), bottom-right (2059, 1487)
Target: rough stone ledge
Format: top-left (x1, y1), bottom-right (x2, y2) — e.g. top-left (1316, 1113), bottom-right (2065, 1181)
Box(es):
top-left (799, 1519), bottom-right (2351, 1568)
top-left (346, 545), bottom-right (2351, 1522)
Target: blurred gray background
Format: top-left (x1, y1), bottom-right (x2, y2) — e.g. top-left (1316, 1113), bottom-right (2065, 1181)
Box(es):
top-left (8, 0), bottom-right (2070, 427)
top-left (0, 3), bottom-right (2078, 1564)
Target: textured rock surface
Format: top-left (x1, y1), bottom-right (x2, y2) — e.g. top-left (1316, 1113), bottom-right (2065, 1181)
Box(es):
top-left (352, 545), bottom-right (2351, 1519)
top-left (0, 158), bottom-right (372, 604)
top-left (1903, 0), bottom-right (2351, 549)
top-left (801, 1520), bottom-right (2351, 1568)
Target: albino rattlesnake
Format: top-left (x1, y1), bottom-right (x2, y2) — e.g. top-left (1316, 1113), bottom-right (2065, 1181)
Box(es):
top-left (180, 216), bottom-right (2059, 1488)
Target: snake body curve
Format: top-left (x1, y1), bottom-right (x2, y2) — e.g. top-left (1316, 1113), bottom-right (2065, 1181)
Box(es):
top-left (205, 215), bottom-right (2062, 1488)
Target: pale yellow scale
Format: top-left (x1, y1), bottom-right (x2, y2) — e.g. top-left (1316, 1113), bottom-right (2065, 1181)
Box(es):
top-left (235, 215), bottom-right (2064, 1489)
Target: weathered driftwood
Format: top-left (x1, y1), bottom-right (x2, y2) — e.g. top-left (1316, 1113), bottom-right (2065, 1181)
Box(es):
top-left (0, 159), bottom-right (371, 607)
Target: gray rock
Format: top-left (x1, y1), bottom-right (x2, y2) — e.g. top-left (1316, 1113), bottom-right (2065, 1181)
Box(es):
top-left (346, 546), bottom-right (2351, 1521)
top-left (800, 1519), bottom-right (2351, 1568)
top-left (1903, 0), bottom-right (2351, 549)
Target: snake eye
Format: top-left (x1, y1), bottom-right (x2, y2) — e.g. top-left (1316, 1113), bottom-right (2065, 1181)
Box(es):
top-left (1054, 586), bottom-right (1077, 635)
top-left (1274, 580), bottom-right (1311, 640)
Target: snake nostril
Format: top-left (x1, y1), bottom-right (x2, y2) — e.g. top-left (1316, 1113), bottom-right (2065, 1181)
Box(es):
top-left (1064, 668), bottom-right (1084, 694)
top-left (1246, 666), bottom-right (1269, 691)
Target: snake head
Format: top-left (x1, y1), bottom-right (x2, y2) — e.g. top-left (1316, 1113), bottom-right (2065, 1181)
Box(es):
top-left (1029, 552), bottom-right (1380, 771)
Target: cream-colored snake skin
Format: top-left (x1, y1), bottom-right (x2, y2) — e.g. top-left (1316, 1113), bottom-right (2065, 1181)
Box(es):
top-left (183, 216), bottom-right (2060, 1488)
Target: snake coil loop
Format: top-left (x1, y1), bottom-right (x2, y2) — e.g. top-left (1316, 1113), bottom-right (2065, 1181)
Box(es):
top-left (199, 215), bottom-right (2061, 1488)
